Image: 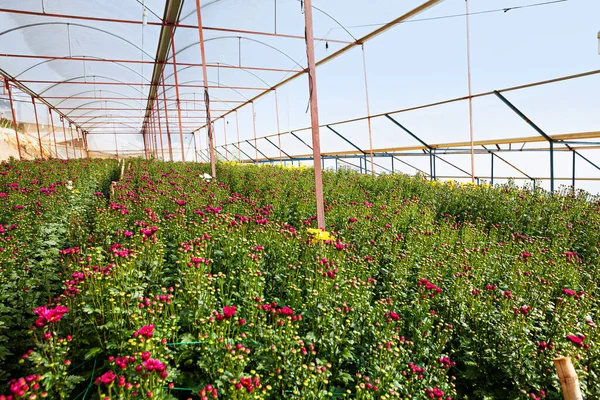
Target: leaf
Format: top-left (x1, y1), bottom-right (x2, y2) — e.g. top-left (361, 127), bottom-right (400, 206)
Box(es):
top-left (85, 347), bottom-right (103, 360)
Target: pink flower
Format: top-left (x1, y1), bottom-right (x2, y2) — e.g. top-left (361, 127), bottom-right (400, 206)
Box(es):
top-left (32, 305), bottom-right (69, 327)
top-left (96, 370), bottom-right (116, 386)
top-left (143, 359), bottom-right (166, 373)
top-left (279, 306), bottom-right (294, 316)
top-left (135, 325), bottom-right (154, 339)
top-left (562, 288), bottom-right (576, 297)
top-left (566, 334), bottom-right (585, 347)
top-left (223, 305), bottom-right (237, 319)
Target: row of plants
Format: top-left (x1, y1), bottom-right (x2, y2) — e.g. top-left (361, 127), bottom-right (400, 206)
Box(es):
top-left (0, 159), bottom-right (599, 399)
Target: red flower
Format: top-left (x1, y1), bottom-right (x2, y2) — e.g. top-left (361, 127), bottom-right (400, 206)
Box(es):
top-left (223, 305), bottom-right (237, 319)
top-left (566, 334), bottom-right (585, 347)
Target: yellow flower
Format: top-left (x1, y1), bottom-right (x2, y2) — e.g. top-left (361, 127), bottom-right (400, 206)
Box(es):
top-left (307, 228), bottom-right (334, 243)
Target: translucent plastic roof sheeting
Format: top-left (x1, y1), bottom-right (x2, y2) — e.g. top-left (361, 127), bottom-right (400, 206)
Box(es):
top-left (0, 0), bottom-right (599, 192)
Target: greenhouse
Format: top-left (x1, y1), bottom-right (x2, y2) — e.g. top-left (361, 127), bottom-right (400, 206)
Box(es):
top-left (0, 0), bottom-right (599, 399)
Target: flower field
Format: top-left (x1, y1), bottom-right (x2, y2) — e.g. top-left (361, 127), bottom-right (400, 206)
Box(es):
top-left (1, 159), bottom-right (599, 399)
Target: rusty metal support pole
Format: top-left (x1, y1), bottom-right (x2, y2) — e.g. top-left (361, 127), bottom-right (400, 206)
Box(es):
top-left (553, 357), bottom-right (583, 400)
top-left (169, 25), bottom-right (186, 162)
top-left (152, 113), bottom-right (158, 158)
top-left (465, 0), bottom-right (475, 183)
top-left (69, 123), bottom-right (76, 159)
top-left (304, 0), bottom-right (325, 229)
top-left (5, 79), bottom-right (22, 160)
top-left (274, 90), bottom-right (282, 162)
top-left (195, 0), bottom-right (217, 176)
top-left (361, 45), bottom-right (375, 176)
top-left (155, 97), bottom-right (165, 160)
top-left (31, 96), bottom-right (44, 159)
top-left (142, 126), bottom-right (148, 159)
top-left (160, 73), bottom-right (173, 161)
top-left (151, 114), bottom-right (157, 157)
top-left (83, 131), bottom-right (89, 158)
top-left (251, 101), bottom-right (258, 163)
top-left (77, 128), bottom-right (84, 159)
top-left (49, 108), bottom-right (58, 158)
top-left (61, 116), bottom-right (69, 160)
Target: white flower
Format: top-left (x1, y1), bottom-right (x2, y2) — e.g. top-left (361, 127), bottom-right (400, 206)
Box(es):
top-left (202, 173), bottom-right (212, 181)
top-left (66, 180), bottom-right (73, 190)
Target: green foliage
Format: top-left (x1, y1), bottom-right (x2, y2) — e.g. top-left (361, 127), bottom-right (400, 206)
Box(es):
top-left (1, 159), bottom-right (600, 399)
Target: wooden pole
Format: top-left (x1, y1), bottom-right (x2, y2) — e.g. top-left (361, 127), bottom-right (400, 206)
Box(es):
top-left (553, 357), bottom-right (583, 400)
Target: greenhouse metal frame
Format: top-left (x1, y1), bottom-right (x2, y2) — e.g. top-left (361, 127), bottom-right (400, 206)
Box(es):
top-left (0, 0), bottom-right (599, 228)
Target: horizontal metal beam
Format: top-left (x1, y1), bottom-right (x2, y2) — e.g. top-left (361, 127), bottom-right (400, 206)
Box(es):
top-left (17, 79), bottom-right (268, 91)
top-left (0, 7), bottom-right (353, 45)
top-left (233, 68), bottom-right (600, 146)
top-left (0, 53), bottom-right (301, 73)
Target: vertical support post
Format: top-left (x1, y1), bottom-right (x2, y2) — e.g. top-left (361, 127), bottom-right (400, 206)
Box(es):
top-left (142, 126), bottom-right (149, 159)
top-left (223, 118), bottom-right (228, 161)
top-left (169, 25), bottom-right (186, 162)
top-left (114, 129), bottom-right (119, 161)
top-left (75, 125), bottom-right (83, 158)
top-left (274, 89), bottom-right (282, 162)
top-left (359, 157), bottom-right (363, 174)
top-left (235, 110), bottom-right (241, 160)
top-left (69, 123), bottom-right (76, 159)
top-left (335, 157), bottom-right (338, 171)
top-left (490, 152), bottom-right (494, 186)
top-left (195, 0), bottom-right (217, 176)
top-left (5, 79), bottom-right (22, 160)
top-left (31, 96), bottom-right (43, 159)
top-left (61, 116), bottom-right (69, 160)
top-left (553, 357), bottom-right (583, 400)
top-left (550, 141), bottom-right (555, 193)
top-left (322, 157), bottom-right (325, 170)
top-left (304, 0), bottom-right (325, 229)
top-left (83, 131), bottom-right (89, 158)
top-left (429, 151), bottom-right (434, 180)
top-left (465, 0), bottom-right (475, 183)
top-left (152, 114), bottom-right (159, 157)
top-left (193, 132), bottom-right (198, 163)
top-left (391, 155), bottom-right (394, 173)
top-left (572, 150), bottom-right (576, 190)
top-left (160, 73), bottom-right (173, 161)
top-left (49, 108), bottom-right (58, 159)
top-left (361, 44), bottom-right (375, 176)
top-left (155, 97), bottom-right (165, 160)
top-left (251, 101), bottom-right (258, 163)
top-left (433, 150), bottom-right (437, 179)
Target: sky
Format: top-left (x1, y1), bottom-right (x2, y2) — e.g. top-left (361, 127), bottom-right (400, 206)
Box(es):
top-left (0, 0), bottom-right (598, 192)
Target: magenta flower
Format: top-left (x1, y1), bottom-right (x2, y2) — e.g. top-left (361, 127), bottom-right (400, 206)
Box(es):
top-left (223, 305), bottom-right (237, 319)
top-left (566, 334), bottom-right (585, 347)
top-left (95, 370), bottom-right (117, 386)
top-left (32, 305), bottom-right (69, 327)
top-left (135, 324), bottom-right (154, 339)
top-left (143, 358), bottom-right (167, 373)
